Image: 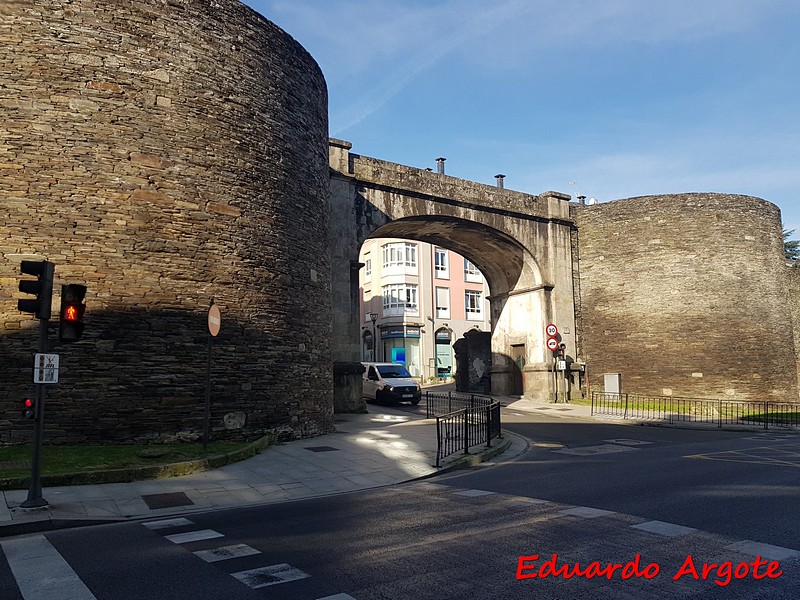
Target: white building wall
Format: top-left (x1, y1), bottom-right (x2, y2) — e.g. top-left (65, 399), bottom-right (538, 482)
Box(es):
top-left (359, 238), bottom-right (490, 380)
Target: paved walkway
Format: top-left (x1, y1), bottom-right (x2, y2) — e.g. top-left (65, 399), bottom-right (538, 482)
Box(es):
top-left (0, 405), bottom-right (519, 538)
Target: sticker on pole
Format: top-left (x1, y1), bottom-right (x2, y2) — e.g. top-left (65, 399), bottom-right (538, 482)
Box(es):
top-left (546, 337), bottom-right (559, 351)
top-left (546, 323), bottom-right (558, 337)
top-left (33, 353), bottom-right (59, 384)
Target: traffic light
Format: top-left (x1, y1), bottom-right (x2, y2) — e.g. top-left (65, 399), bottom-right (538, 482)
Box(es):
top-left (22, 397), bottom-right (35, 420)
top-left (59, 284), bottom-right (87, 343)
top-left (18, 260), bottom-right (55, 319)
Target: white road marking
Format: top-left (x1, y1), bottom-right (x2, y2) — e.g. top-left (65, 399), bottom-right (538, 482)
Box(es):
top-left (724, 540), bottom-right (800, 561)
top-left (453, 489), bottom-right (496, 497)
top-left (604, 439), bottom-right (653, 446)
top-left (560, 506), bottom-right (616, 519)
top-left (631, 520), bottom-right (698, 537)
top-left (194, 544), bottom-right (261, 563)
top-left (165, 529), bottom-right (224, 544)
top-left (2, 534), bottom-right (97, 600)
top-left (232, 563), bottom-right (310, 588)
top-left (142, 517), bottom-right (194, 530)
top-left (554, 444), bottom-right (637, 456)
top-left (511, 497), bottom-right (552, 505)
top-left (317, 595), bottom-right (357, 600)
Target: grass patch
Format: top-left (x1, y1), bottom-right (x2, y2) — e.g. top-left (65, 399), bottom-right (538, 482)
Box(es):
top-left (0, 442), bottom-right (248, 480)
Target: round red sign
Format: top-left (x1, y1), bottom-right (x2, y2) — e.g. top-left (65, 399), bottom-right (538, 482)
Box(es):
top-left (207, 304), bottom-right (221, 337)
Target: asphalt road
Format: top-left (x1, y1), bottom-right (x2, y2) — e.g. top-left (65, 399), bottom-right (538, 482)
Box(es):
top-left (1, 409), bottom-right (798, 599)
top-left (451, 411), bottom-right (800, 548)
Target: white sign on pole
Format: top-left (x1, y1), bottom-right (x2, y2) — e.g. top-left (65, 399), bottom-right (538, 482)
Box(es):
top-left (33, 353), bottom-right (59, 384)
top-left (546, 337), bottom-right (559, 351)
top-left (208, 304), bottom-right (221, 337)
top-left (545, 323), bottom-right (558, 337)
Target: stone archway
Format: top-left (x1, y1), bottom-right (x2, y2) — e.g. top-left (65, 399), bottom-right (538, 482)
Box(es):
top-left (328, 139), bottom-right (578, 410)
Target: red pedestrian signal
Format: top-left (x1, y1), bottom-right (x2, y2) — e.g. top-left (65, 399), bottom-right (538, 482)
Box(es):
top-left (22, 398), bottom-right (35, 420)
top-left (59, 284), bottom-right (87, 343)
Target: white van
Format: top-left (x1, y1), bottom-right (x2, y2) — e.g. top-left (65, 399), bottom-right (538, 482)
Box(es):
top-left (362, 362), bottom-right (422, 405)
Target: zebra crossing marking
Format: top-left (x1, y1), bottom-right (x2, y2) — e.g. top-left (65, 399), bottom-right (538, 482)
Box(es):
top-left (631, 520), bottom-right (698, 537)
top-left (164, 529), bottom-right (225, 544)
top-left (232, 563), bottom-right (310, 588)
top-left (194, 544), bottom-right (262, 563)
top-left (142, 517), bottom-right (194, 530)
top-left (1, 534), bottom-right (97, 600)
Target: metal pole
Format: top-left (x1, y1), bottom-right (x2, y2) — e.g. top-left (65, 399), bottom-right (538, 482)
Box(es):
top-left (203, 326), bottom-right (212, 453)
top-left (21, 317), bottom-right (49, 508)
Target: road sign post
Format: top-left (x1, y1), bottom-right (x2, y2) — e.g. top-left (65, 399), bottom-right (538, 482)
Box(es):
top-left (546, 324), bottom-right (560, 404)
top-left (204, 299), bottom-right (221, 453)
top-left (21, 319), bottom-right (50, 508)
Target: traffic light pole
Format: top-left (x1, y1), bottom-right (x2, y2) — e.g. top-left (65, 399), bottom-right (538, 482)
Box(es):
top-left (21, 315), bottom-right (49, 508)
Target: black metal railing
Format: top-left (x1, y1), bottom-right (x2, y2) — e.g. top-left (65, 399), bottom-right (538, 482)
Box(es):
top-left (591, 392), bottom-right (800, 429)
top-left (427, 392), bottom-right (502, 467)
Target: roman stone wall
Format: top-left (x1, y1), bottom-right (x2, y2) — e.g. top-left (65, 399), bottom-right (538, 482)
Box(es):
top-left (573, 194), bottom-right (798, 401)
top-left (0, 0), bottom-right (333, 444)
top-left (787, 266), bottom-right (800, 395)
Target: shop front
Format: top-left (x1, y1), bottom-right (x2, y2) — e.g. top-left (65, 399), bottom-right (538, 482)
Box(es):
top-left (381, 325), bottom-right (422, 377)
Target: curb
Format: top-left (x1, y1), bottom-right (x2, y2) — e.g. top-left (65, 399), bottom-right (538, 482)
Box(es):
top-left (430, 434), bottom-right (513, 475)
top-left (0, 434), bottom-right (276, 492)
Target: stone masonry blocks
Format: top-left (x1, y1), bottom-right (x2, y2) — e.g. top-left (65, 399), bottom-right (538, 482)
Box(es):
top-left (1, 0), bottom-right (333, 444)
top-left (573, 193), bottom-right (797, 401)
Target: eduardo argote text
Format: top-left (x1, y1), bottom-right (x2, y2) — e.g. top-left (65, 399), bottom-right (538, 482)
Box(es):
top-left (516, 553), bottom-right (783, 587)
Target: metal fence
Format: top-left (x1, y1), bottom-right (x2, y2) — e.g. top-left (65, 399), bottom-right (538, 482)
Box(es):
top-left (426, 392), bottom-right (502, 467)
top-left (591, 392), bottom-right (800, 429)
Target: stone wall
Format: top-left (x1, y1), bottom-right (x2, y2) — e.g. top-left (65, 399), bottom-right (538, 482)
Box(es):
top-left (787, 266), bottom-right (800, 395)
top-left (573, 194), bottom-right (798, 401)
top-left (0, 0), bottom-right (334, 444)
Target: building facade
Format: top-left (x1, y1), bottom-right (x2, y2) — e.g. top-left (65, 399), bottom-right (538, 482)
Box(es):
top-left (359, 239), bottom-right (491, 380)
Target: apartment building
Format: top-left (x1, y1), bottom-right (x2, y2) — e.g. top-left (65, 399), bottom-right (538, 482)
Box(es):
top-left (359, 238), bottom-right (491, 380)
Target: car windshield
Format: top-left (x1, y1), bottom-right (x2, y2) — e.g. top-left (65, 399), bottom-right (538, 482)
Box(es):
top-left (377, 365), bottom-right (412, 378)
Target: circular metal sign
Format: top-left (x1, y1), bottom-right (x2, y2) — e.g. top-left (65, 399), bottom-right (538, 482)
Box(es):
top-left (546, 323), bottom-right (558, 337)
top-left (546, 337), bottom-right (559, 351)
top-left (207, 304), bottom-right (221, 337)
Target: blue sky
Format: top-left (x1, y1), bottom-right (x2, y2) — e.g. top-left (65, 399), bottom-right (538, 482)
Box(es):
top-left (243, 1), bottom-right (800, 234)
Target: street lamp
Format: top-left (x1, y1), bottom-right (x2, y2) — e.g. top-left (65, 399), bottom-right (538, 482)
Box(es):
top-left (370, 312), bottom-right (378, 361)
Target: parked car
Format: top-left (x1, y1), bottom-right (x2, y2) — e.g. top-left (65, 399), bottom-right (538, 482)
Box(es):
top-left (362, 362), bottom-right (422, 405)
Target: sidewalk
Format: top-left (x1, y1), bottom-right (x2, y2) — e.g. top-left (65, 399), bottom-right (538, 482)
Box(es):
top-left (0, 406), bottom-right (518, 538)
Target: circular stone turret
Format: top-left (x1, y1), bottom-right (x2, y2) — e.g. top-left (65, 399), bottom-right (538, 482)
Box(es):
top-left (574, 193), bottom-right (797, 401)
top-left (0, 0), bottom-right (333, 443)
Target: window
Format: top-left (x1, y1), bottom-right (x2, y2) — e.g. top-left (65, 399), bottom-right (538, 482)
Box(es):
top-left (464, 259), bottom-right (482, 283)
top-left (434, 247), bottom-right (449, 279)
top-left (382, 283), bottom-right (419, 316)
top-left (382, 242), bottom-right (417, 275)
top-left (435, 286), bottom-right (450, 319)
top-left (465, 290), bottom-right (483, 320)
top-left (364, 257), bottom-right (372, 282)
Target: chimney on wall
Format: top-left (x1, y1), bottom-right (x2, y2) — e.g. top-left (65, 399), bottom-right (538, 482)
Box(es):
top-left (495, 174), bottom-right (505, 189)
top-left (436, 157), bottom-right (446, 175)
top-left (578, 195), bottom-right (586, 205)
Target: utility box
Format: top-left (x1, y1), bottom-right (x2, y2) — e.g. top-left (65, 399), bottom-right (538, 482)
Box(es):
top-left (604, 373), bottom-right (622, 395)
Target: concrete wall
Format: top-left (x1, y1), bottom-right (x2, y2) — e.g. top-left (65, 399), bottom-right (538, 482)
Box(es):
top-left (1, 0), bottom-right (334, 443)
top-left (573, 194), bottom-right (798, 401)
